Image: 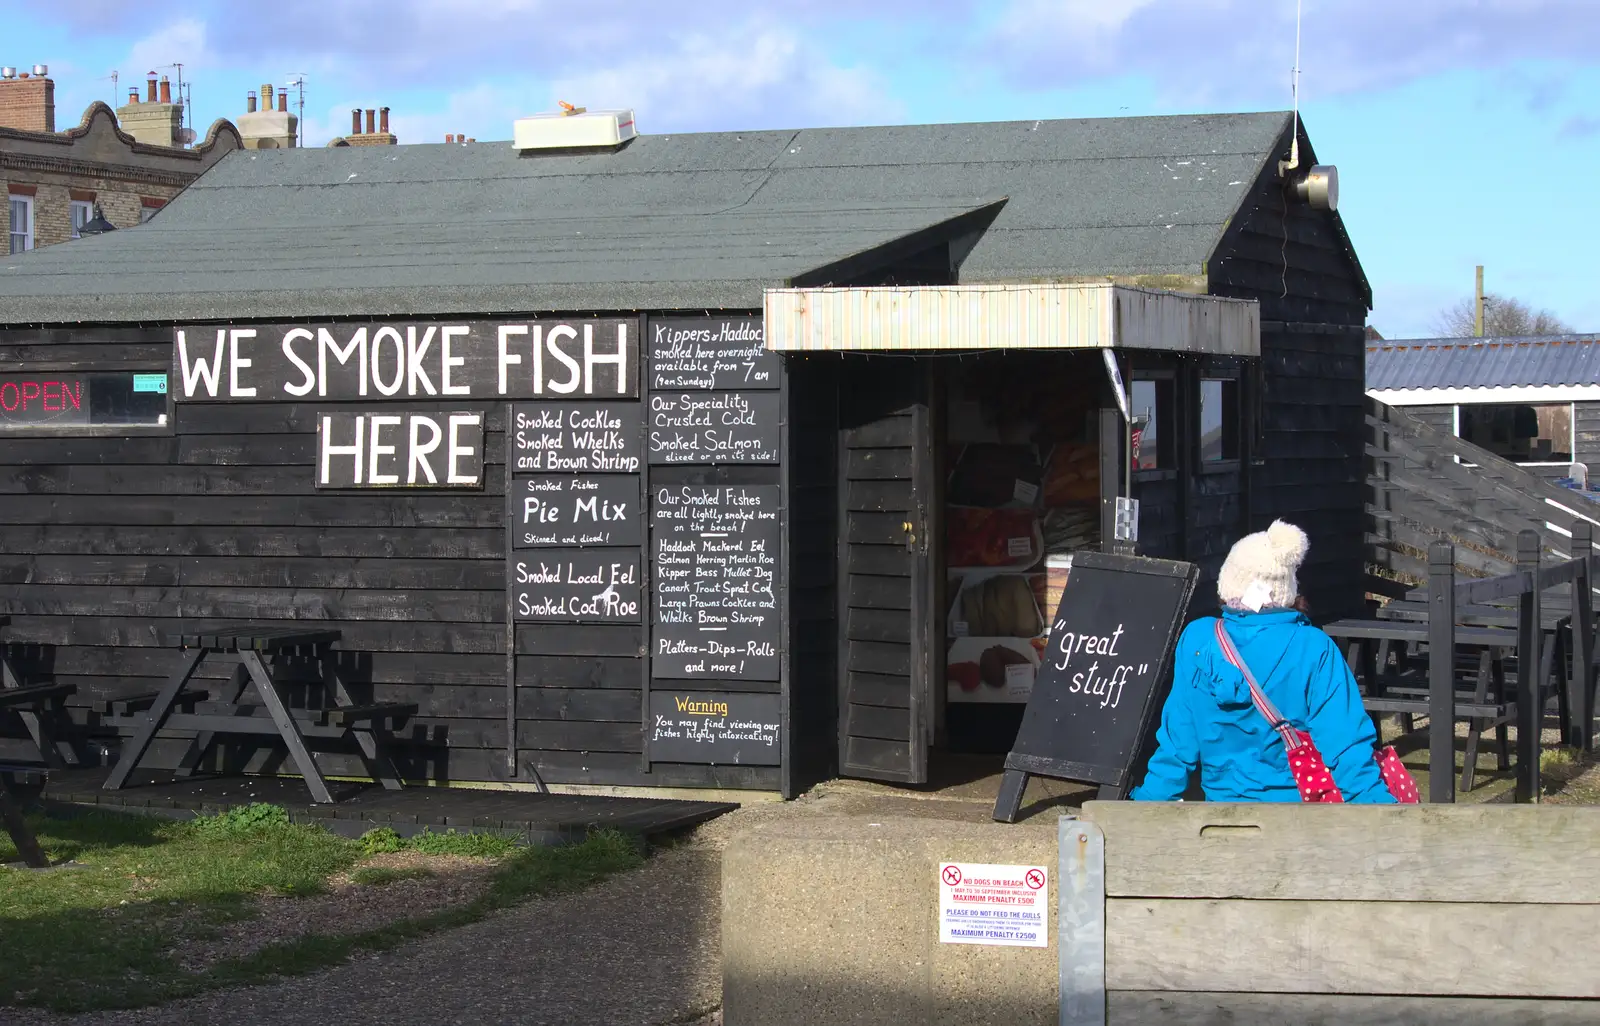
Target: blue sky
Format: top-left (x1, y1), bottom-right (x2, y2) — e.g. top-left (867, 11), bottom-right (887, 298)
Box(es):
top-left (5, 0), bottom-right (1596, 337)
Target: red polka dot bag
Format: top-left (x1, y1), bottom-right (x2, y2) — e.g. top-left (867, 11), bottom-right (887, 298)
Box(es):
top-left (1214, 621), bottom-right (1419, 804)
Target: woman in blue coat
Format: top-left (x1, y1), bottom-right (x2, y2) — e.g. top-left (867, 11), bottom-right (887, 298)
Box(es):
top-left (1130, 520), bottom-right (1396, 803)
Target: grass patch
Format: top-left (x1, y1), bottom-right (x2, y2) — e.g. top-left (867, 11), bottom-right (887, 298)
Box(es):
top-left (0, 806), bottom-right (645, 1014)
top-left (349, 865), bottom-right (434, 887)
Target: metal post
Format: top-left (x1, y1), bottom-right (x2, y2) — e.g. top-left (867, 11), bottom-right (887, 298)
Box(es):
top-left (1474, 265), bottom-right (1486, 338)
top-left (1516, 530), bottom-right (1543, 803)
top-left (1572, 521), bottom-right (1595, 752)
top-left (1058, 815), bottom-right (1105, 1026)
top-left (1428, 541), bottom-right (1457, 803)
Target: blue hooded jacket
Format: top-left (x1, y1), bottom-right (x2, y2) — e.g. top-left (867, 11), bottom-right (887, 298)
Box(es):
top-left (1130, 608), bottom-right (1396, 803)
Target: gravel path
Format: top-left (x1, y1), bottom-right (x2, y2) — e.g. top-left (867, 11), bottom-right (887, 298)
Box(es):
top-left (9, 832), bottom-right (725, 1026)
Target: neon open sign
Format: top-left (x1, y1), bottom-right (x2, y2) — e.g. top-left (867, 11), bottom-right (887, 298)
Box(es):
top-left (0, 371), bottom-right (169, 430)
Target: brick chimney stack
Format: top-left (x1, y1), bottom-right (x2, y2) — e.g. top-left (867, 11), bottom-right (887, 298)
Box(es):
top-left (344, 103), bottom-right (398, 146)
top-left (0, 66), bottom-right (56, 133)
top-left (236, 76), bottom-right (298, 149)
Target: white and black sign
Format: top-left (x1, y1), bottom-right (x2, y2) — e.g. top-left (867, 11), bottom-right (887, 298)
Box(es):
top-left (648, 690), bottom-right (781, 765)
top-left (649, 317), bottom-right (778, 391)
top-left (316, 411), bottom-right (483, 488)
top-left (510, 475), bottom-right (640, 548)
top-left (647, 391), bottom-right (779, 465)
top-left (652, 485), bottom-right (779, 680)
top-left (511, 550), bottom-right (642, 622)
top-left (510, 402), bottom-right (642, 473)
top-left (173, 319), bottom-right (637, 402)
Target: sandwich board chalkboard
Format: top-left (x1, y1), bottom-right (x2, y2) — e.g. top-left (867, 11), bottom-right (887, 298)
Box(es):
top-left (992, 551), bottom-right (1198, 823)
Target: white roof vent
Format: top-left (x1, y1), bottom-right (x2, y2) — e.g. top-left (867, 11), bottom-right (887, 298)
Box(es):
top-left (513, 104), bottom-right (636, 152)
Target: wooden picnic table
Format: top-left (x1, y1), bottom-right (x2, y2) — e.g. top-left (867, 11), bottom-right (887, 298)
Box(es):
top-left (1, 615), bottom-right (80, 769)
top-left (103, 626), bottom-right (416, 805)
top-left (0, 764), bottom-right (49, 869)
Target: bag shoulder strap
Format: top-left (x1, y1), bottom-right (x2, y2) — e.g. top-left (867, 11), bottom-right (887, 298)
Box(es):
top-left (1213, 619), bottom-right (1303, 751)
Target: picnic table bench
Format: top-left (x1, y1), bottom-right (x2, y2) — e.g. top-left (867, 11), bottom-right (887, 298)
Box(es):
top-left (1, 615), bottom-right (80, 768)
top-left (0, 763), bottom-right (48, 869)
top-left (104, 626), bottom-right (416, 805)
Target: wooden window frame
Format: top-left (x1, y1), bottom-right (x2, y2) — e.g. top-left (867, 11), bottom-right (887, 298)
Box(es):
top-left (8, 194), bottom-right (34, 254)
top-left (1197, 371), bottom-right (1243, 474)
top-left (1130, 369), bottom-right (1178, 483)
top-left (0, 364), bottom-right (175, 437)
top-left (70, 199), bottom-right (95, 239)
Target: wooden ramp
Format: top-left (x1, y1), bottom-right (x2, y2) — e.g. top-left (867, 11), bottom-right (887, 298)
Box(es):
top-left (1367, 397), bottom-right (1600, 596)
top-left (40, 768), bottom-right (737, 845)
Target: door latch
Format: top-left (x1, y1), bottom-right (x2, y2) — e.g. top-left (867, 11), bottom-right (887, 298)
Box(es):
top-left (903, 520), bottom-right (916, 552)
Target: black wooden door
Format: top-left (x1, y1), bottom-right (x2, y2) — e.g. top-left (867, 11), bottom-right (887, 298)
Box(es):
top-left (837, 360), bottom-right (936, 783)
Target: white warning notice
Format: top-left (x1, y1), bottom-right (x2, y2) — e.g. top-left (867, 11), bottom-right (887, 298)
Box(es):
top-left (937, 861), bottom-right (1049, 948)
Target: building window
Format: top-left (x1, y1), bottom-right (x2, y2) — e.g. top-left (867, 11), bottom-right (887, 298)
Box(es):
top-left (8, 195), bottom-right (33, 254)
top-left (71, 200), bottom-right (95, 239)
top-left (139, 200), bottom-right (163, 223)
top-left (1131, 377), bottom-right (1175, 471)
top-left (1199, 377), bottom-right (1241, 463)
top-left (1458, 402), bottom-right (1573, 464)
top-left (0, 370), bottom-right (170, 434)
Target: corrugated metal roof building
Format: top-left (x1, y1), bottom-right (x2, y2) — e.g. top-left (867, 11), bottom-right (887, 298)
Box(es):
top-left (1368, 334), bottom-right (1600, 392)
top-left (0, 109), bottom-right (1373, 794)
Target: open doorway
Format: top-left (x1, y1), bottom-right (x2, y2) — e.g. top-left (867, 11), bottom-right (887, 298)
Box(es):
top-left (937, 351), bottom-right (1106, 761)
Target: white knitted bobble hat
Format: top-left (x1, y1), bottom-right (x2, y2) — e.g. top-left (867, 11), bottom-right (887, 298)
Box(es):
top-left (1216, 520), bottom-right (1309, 612)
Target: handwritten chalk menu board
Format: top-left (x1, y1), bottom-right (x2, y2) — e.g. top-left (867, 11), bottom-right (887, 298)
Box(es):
top-left (511, 549), bottom-right (642, 622)
top-left (510, 403), bottom-right (642, 473)
top-left (993, 552), bottom-right (1198, 822)
top-left (510, 475), bottom-right (641, 548)
top-left (647, 391), bottom-right (780, 465)
top-left (652, 485), bottom-right (780, 681)
top-left (648, 690), bottom-right (782, 765)
top-left (649, 317), bottom-right (779, 391)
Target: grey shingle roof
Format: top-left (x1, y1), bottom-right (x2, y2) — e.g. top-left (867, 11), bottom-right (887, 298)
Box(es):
top-left (1367, 335), bottom-right (1600, 391)
top-left (0, 112), bottom-right (1299, 324)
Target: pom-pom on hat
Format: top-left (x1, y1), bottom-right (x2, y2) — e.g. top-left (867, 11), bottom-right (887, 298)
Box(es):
top-left (1217, 520), bottom-right (1309, 611)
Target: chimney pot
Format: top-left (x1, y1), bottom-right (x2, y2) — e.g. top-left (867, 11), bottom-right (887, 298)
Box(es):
top-left (352, 109), bottom-right (363, 134)
top-left (379, 106), bottom-right (390, 133)
top-left (262, 83), bottom-right (274, 108)
top-left (129, 88), bottom-right (139, 104)
top-left (445, 134), bottom-right (454, 144)
top-left (159, 76), bottom-right (172, 104)
top-left (146, 72), bottom-right (157, 102)
top-left (277, 88), bottom-right (287, 113)
top-left (247, 90), bottom-right (257, 113)
top-left (32, 64), bottom-right (47, 77)
top-left (366, 109), bottom-right (376, 134)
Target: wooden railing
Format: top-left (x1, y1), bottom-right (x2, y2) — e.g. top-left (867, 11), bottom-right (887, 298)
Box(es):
top-left (1366, 398), bottom-right (1600, 595)
top-left (1425, 523), bottom-right (1597, 803)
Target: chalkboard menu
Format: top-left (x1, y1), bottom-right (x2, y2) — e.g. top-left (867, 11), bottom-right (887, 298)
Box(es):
top-left (652, 484), bottom-right (780, 680)
top-left (993, 551), bottom-right (1198, 822)
top-left (647, 391), bottom-right (780, 465)
top-left (511, 549), bottom-right (642, 622)
top-left (649, 317), bottom-right (779, 391)
top-left (648, 690), bottom-right (781, 765)
top-left (510, 402), bottom-right (642, 473)
top-left (510, 475), bottom-right (641, 547)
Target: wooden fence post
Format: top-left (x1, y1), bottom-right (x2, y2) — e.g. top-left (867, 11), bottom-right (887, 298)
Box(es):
top-left (1572, 521), bottom-right (1595, 752)
top-left (1516, 530), bottom-right (1543, 804)
top-left (1428, 541), bottom-right (1456, 804)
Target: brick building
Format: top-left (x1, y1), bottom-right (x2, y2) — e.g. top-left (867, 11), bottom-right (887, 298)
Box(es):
top-left (2, 67), bottom-right (241, 253)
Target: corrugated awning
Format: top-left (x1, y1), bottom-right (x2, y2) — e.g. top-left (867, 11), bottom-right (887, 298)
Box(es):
top-left (763, 283), bottom-right (1259, 356)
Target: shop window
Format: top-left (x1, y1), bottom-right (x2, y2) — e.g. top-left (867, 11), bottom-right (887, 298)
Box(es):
top-left (1131, 377), bottom-right (1175, 472)
top-left (1199, 377), bottom-right (1241, 463)
top-left (71, 200), bottom-right (95, 239)
top-left (1458, 402), bottom-right (1572, 464)
top-left (8, 195), bottom-right (32, 253)
top-left (0, 370), bottom-right (170, 434)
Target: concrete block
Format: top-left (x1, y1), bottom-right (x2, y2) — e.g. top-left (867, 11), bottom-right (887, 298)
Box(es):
top-left (723, 814), bottom-right (1060, 1026)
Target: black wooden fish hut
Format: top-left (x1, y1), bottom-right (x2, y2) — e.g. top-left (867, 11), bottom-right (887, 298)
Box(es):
top-left (0, 111), bottom-right (1370, 793)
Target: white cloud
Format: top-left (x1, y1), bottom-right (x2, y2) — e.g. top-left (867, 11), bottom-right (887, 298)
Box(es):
top-left (124, 17), bottom-right (214, 77)
top-left (549, 24), bottom-right (897, 133)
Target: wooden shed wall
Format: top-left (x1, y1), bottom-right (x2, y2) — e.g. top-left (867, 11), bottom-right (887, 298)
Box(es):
top-left (1209, 155), bottom-right (1371, 620)
top-left (0, 328), bottom-right (514, 778)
